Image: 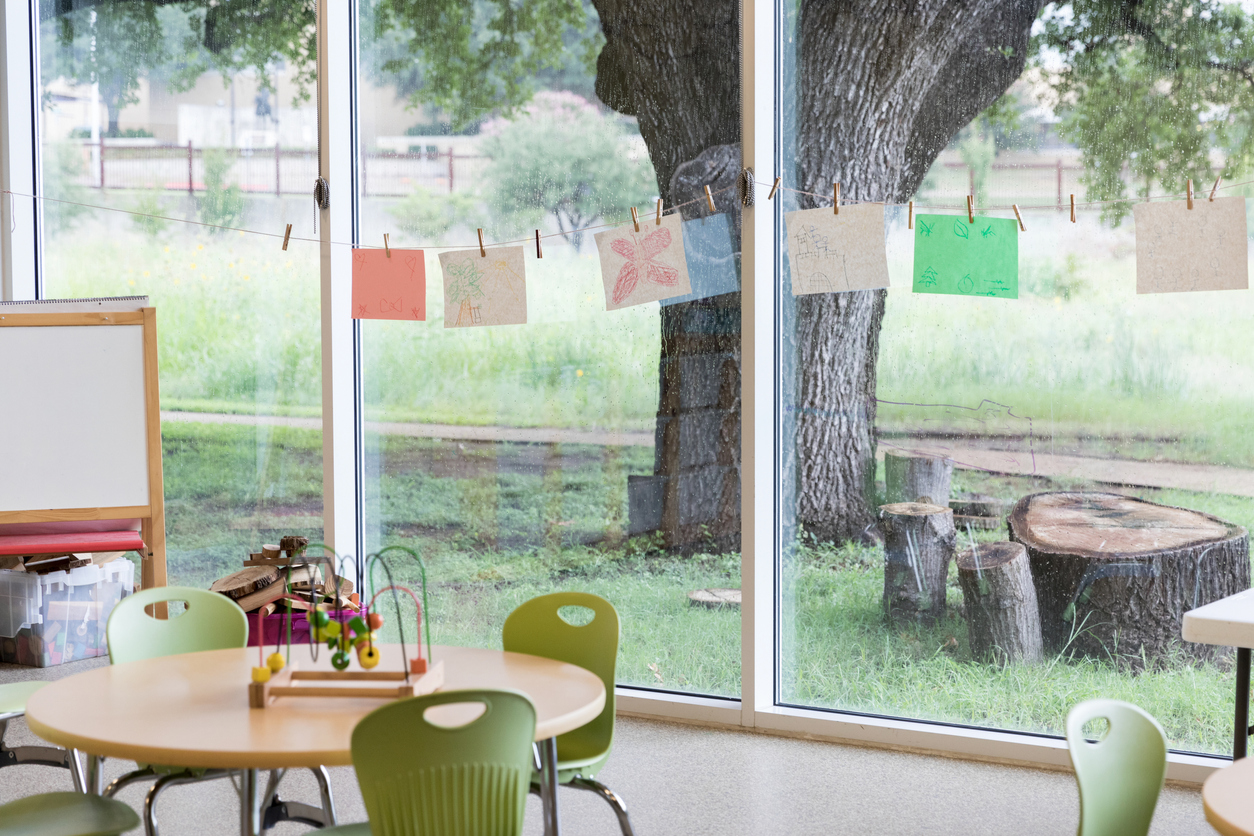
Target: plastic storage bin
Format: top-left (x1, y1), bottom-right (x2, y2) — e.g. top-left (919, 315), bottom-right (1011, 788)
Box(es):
top-left (0, 560), bottom-right (135, 667)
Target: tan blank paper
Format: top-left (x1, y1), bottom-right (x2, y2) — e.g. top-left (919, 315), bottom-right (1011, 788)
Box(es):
top-left (1134, 196), bottom-right (1249, 294)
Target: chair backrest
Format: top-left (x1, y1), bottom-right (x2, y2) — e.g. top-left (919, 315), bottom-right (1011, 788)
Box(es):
top-left (107, 586), bottom-right (249, 664)
top-left (351, 689), bottom-right (537, 836)
top-left (1065, 699), bottom-right (1167, 836)
top-left (501, 592), bottom-right (618, 760)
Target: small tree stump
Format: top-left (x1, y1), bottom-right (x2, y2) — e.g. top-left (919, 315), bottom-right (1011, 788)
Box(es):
top-left (885, 451), bottom-right (954, 506)
top-left (880, 502), bottom-right (956, 626)
top-left (957, 541), bottom-right (1043, 665)
top-left (1008, 491), bottom-right (1249, 667)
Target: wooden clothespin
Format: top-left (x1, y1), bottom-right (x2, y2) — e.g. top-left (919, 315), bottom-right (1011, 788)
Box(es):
top-left (704, 185), bottom-right (716, 213)
top-left (907, 201), bottom-right (913, 230)
top-left (282, 223), bottom-right (292, 251)
top-left (1069, 194), bottom-right (1076, 223)
top-left (477, 228), bottom-right (486, 257)
top-left (1210, 176), bottom-right (1222, 201)
top-left (768, 177), bottom-right (781, 200)
top-left (631, 206), bottom-right (640, 232)
top-left (1012, 204), bottom-right (1025, 232)
top-left (656, 198), bottom-right (663, 225)
top-left (966, 195), bottom-right (974, 224)
top-left (384, 233), bottom-right (391, 257)
top-left (535, 230), bottom-right (543, 259)
top-left (833, 182), bottom-right (841, 215)
top-left (1187, 178), bottom-right (1194, 210)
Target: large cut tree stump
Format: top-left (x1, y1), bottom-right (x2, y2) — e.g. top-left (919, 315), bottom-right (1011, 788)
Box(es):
top-left (885, 451), bottom-right (953, 506)
top-left (957, 541), bottom-right (1043, 665)
top-left (880, 502), bottom-right (956, 626)
top-left (1008, 492), bottom-right (1249, 667)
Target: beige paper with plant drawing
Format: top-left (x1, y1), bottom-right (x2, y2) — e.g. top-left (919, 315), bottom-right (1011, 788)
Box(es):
top-left (438, 246), bottom-right (528, 327)
top-left (785, 204), bottom-right (891, 295)
top-left (1134, 196), bottom-right (1249, 294)
top-left (595, 214), bottom-right (692, 310)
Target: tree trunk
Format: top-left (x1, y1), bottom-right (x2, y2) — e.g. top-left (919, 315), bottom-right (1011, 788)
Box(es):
top-left (1007, 491), bottom-right (1250, 668)
top-left (957, 541), bottom-right (1043, 665)
top-left (880, 501), bottom-right (955, 626)
top-left (594, 1), bottom-right (1045, 547)
top-left (885, 451), bottom-right (954, 506)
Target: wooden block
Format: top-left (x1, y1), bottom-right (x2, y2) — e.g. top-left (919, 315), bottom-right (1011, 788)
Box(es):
top-left (280, 535), bottom-right (310, 557)
top-left (261, 544), bottom-right (282, 560)
top-left (232, 581), bottom-right (288, 613)
top-left (244, 557), bottom-right (292, 568)
top-left (211, 566), bottom-right (282, 600)
top-left (0, 555), bottom-right (25, 571)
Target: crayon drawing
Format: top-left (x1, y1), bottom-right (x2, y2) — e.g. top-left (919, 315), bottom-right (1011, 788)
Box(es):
top-left (911, 214), bottom-right (1018, 299)
top-left (1134, 196), bottom-right (1248, 294)
top-left (594, 214), bottom-right (692, 310)
top-left (438, 246), bottom-right (527, 327)
top-left (351, 248), bottom-right (426, 320)
top-left (784, 204), bottom-right (890, 295)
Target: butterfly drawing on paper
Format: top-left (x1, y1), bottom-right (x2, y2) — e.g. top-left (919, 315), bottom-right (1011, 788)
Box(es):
top-left (609, 228), bottom-right (679, 305)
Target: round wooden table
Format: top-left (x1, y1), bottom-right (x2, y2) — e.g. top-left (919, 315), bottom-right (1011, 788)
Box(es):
top-left (1205, 757), bottom-right (1254, 836)
top-left (25, 644), bottom-right (604, 836)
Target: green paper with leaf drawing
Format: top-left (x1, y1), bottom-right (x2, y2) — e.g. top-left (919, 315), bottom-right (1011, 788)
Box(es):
top-left (912, 214), bottom-right (1018, 299)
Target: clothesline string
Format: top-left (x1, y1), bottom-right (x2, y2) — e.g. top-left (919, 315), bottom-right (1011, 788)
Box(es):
top-left (0, 172), bottom-right (1247, 252)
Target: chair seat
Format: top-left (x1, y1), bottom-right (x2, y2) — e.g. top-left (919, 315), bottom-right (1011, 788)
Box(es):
top-left (317, 823), bottom-right (371, 835)
top-left (0, 792), bottom-right (139, 836)
top-left (0, 680), bottom-right (49, 718)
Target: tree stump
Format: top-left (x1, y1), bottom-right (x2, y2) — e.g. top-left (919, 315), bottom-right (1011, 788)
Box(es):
top-left (957, 541), bottom-right (1043, 665)
top-left (1008, 491), bottom-right (1249, 667)
top-left (880, 502), bottom-right (956, 626)
top-left (885, 451), bottom-right (954, 506)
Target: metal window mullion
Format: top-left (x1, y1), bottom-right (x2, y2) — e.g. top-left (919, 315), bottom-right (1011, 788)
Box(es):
top-left (1, 0), bottom-right (40, 301)
top-left (317, 0), bottom-right (362, 561)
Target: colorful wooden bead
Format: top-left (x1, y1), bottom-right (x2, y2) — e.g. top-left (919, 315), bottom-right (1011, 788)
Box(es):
top-left (324, 621), bottom-right (342, 638)
top-left (367, 612), bottom-right (384, 630)
top-left (352, 632), bottom-right (376, 649)
top-left (358, 645), bottom-right (381, 669)
top-left (331, 650), bottom-right (351, 671)
top-left (266, 652), bottom-right (285, 673)
top-left (348, 616), bottom-right (368, 637)
top-left (251, 666), bottom-right (272, 683)
top-left (311, 609), bottom-right (331, 628)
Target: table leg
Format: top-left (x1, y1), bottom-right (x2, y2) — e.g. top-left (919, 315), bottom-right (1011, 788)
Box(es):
top-left (85, 754), bottom-right (104, 796)
top-left (539, 736), bottom-right (561, 836)
top-left (1237, 647), bottom-right (1251, 760)
top-left (240, 768), bottom-right (261, 836)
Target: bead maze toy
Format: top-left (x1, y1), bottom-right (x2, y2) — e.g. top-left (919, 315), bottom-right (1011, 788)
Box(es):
top-left (248, 545), bottom-right (443, 708)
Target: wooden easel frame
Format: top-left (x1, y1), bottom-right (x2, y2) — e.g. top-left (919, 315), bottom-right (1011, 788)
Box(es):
top-left (0, 308), bottom-right (167, 589)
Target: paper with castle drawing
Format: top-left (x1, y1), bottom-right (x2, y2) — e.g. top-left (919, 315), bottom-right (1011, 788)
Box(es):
top-left (784, 204), bottom-right (890, 295)
top-left (595, 214), bottom-right (692, 310)
top-left (1133, 196), bottom-right (1248, 294)
top-left (438, 246), bottom-right (527, 327)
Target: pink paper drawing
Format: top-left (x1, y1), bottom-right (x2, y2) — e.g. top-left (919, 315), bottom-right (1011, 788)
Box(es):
top-left (594, 214), bottom-right (692, 310)
top-left (351, 248), bottom-right (426, 320)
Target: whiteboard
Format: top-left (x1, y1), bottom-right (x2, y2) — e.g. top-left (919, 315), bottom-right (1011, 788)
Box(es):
top-left (0, 324), bottom-right (150, 511)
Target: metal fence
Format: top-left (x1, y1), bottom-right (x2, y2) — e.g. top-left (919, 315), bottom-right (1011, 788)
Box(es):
top-left (68, 141), bottom-right (489, 198)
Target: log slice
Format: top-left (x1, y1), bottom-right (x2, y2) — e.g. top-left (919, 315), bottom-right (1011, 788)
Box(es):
top-left (1007, 491), bottom-right (1249, 667)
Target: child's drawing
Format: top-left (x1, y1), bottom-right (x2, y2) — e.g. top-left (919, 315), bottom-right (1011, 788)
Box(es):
top-left (1134, 196), bottom-right (1248, 294)
top-left (911, 214), bottom-right (1017, 299)
top-left (351, 248), bottom-right (426, 321)
top-left (438, 246), bottom-right (527, 327)
top-left (594, 214), bottom-right (692, 310)
top-left (784, 204), bottom-right (890, 295)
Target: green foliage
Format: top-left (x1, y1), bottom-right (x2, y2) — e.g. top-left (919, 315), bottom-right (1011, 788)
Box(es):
top-left (130, 188), bottom-right (170, 237)
top-left (41, 143), bottom-right (89, 235)
top-left (365, 0), bottom-right (601, 129)
top-left (481, 92), bottom-right (657, 249)
top-left (1034, 0), bottom-right (1254, 222)
top-left (198, 149), bottom-right (245, 231)
top-left (388, 186), bottom-right (482, 243)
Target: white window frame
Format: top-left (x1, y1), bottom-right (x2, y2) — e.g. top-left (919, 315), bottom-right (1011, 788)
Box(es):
top-left (5, 0), bottom-right (1224, 786)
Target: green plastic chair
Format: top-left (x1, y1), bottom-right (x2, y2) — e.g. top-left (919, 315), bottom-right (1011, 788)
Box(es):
top-left (0, 792), bottom-right (139, 836)
top-left (501, 592), bottom-right (634, 836)
top-left (1065, 699), bottom-right (1168, 836)
top-left (321, 688), bottom-right (538, 836)
top-left (105, 586), bottom-right (248, 665)
top-left (1, 681), bottom-right (84, 788)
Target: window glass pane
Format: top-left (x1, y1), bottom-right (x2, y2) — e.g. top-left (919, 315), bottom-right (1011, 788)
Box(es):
top-left (778, 6), bottom-right (1245, 755)
top-left (357, 0), bottom-right (741, 694)
top-left (36, 0), bottom-right (323, 588)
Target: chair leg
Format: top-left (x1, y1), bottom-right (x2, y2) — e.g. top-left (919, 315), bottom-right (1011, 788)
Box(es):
top-left (0, 718), bottom-right (85, 785)
top-left (143, 772), bottom-right (213, 836)
top-left (310, 765), bottom-right (338, 826)
top-left (568, 776), bottom-right (636, 836)
top-left (105, 767), bottom-right (158, 798)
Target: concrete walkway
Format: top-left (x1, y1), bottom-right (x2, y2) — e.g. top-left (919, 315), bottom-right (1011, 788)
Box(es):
top-left (163, 411), bottom-right (1254, 498)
